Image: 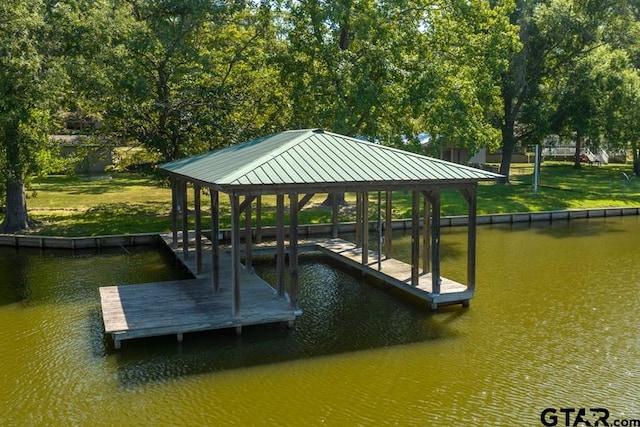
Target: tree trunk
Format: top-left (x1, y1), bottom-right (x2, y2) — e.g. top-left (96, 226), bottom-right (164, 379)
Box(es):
top-left (573, 131), bottom-right (582, 169)
top-left (0, 178), bottom-right (37, 233)
top-left (498, 115), bottom-right (517, 184)
top-left (632, 142), bottom-right (640, 176)
top-left (498, 83), bottom-right (518, 184)
top-left (321, 192), bottom-right (346, 206)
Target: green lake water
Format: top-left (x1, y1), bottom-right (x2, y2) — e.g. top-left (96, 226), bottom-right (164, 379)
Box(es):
top-left (1, 216), bottom-right (640, 426)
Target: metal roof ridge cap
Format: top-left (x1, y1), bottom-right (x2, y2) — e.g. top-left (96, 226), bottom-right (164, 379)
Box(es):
top-left (320, 130), bottom-right (443, 159)
top-left (222, 129), bottom-right (317, 184)
top-left (321, 131), bottom-right (503, 179)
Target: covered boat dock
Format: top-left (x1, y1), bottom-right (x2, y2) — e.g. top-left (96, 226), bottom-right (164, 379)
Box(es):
top-left (99, 129), bottom-right (501, 348)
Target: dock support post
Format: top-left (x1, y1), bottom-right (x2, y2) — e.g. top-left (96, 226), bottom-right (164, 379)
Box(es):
top-left (423, 195), bottom-right (431, 274)
top-left (194, 184), bottom-right (202, 274)
top-left (429, 189), bottom-right (442, 295)
top-left (411, 190), bottom-right (420, 286)
top-left (385, 191), bottom-right (392, 259)
top-left (181, 179), bottom-right (189, 260)
top-left (230, 192), bottom-right (241, 318)
top-left (244, 196), bottom-right (252, 272)
top-left (177, 333), bottom-right (183, 343)
top-left (355, 193), bottom-right (362, 247)
top-left (171, 177), bottom-right (178, 249)
top-left (256, 196), bottom-right (262, 244)
top-left (332, 193), bottom-right (339, 238)
top-left (362, 192), bottom-right (369, 265)
top-left (276, 194), bottom-right (285, 298)
top-left (377, 191), bottom-right (382, 271)
top-left (289, 193), bottom-right (299, 310)
top-left (462, 185), bottom-right (478, 292)
top-left (211, 190), bottom-right (220, 292)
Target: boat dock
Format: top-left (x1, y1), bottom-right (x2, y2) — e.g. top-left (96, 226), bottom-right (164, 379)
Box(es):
top-left (97, 129), bottom-right (502, 349)
top-left (99, 234), bottom-right (297, 349)
top-left (99, 234), bottom-right (470, 349)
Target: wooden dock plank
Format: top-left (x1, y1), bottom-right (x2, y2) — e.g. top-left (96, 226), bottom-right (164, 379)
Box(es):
top-left (100, 232), bottom-right (472, 348)
top-left (316, 238), bottom-right (472, 305)
top-left (100, 277), bottom-right (295, 341)
top-left (99, 234), bottom-right (297, 346)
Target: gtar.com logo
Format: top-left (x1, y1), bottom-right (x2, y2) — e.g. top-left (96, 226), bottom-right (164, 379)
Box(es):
top-left (541, 408), bottom-right (610, 426)
top-left (540, 408), bottom-right (640, 427)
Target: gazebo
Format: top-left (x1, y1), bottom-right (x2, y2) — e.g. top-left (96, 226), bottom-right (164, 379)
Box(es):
top-left (160, 129), bottom-right (501, 317)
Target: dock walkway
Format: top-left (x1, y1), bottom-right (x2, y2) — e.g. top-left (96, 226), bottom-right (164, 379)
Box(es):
top-left (99, 235), bottom-right (470, 349)
top-left (99, 233), bottom-right (296, 349)
top-left (316, 239), bottom-right (472, 308)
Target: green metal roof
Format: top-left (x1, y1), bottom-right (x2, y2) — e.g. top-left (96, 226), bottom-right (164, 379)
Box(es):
top-left (160, 129), bottom-right (502, 191)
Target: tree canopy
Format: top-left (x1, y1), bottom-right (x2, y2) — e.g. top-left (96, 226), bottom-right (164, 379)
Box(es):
top-left (1, 0), bottom-right (640, 231)
top-left (0, 0), bottom-right (67, 231)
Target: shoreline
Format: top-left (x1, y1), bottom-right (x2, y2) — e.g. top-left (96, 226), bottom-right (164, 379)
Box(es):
top-left (1, 206), bottom-right (638, 249)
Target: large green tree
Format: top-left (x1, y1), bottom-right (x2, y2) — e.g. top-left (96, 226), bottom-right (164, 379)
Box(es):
top-left (279, 0), bottom-right (517, 152)
top-left (546, 47), bottom-right (614, 168)
top-left (410, 0), bottom-right (518, 157)
top-left (536, 1), bottom-right (640, 170)
top-left (105, 0), bottom-right (287, 163)
top-left (497, 0), bottom-right (623, 181)
top-left (0, 0), bottom-right (125, 232)
top-left (0, 1), bottom-right (65, 232)
top-left (279, 0), bottom-right (417, 140)
top-left (602, 55), bottom-right (640, 175)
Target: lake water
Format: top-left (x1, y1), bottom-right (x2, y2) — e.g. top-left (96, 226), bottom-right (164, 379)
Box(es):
top-left (1, 217), bottom-right (640, 426)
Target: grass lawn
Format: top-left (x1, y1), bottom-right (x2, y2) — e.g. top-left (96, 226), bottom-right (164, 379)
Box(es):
top-left (2, 162), bottom-right (640, 237)
top-left (19, 174), bottom-right (174, 236)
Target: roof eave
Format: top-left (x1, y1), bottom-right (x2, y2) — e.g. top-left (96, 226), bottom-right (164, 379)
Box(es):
top-left (214, 179), bottom-right (494, 196)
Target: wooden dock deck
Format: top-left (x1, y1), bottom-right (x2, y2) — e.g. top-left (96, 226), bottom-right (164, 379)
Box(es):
top-left (99, 233), bottom-right (471, 348)
top-left (316, 238), bottom-right (473, 308)
top-left (99, 233), bottom-right (297, 349)
top-left (225, 236), bottom-right (472, 307)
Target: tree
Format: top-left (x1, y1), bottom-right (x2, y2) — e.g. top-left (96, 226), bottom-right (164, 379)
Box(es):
top-left (610, 2), bottom-right (640, 175)
top-left (409, 0), bottom-right (518, 158)
top-left (279, 0), bottom-right (517, 150)
top-left (0, 0), bottom-right (124, 232)
top-left (537, 1), bottom-right (640, 170)
top-left (497, 0), bottom-right (619, 181)
top-left (546, 47), bottom-right (613, 168)
top-left (602, 58), bottom-right (640, 175)
top-left (104, 0), bottom-right (287, 163)
top-left (0, 1), bottom-right (64, 232)
top-left (279, 0), bottom-right (415, 139)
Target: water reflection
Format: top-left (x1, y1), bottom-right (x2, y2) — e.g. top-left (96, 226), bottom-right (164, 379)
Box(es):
top-left (0, 248), bottom-right (31, 304)
top-left (111, 253), bottom-right (466, 389)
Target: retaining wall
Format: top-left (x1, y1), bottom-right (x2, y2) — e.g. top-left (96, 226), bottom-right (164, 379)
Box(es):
top-left (0, 233), bottom-right (158, 249)
top-left (2, 207), bottom-right (638, 249)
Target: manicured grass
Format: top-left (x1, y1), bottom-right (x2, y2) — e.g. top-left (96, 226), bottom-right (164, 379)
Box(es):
top-left (3, 162), bottom-right (640, 237)
top-left (17, 174), bottom-right (175, 236)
